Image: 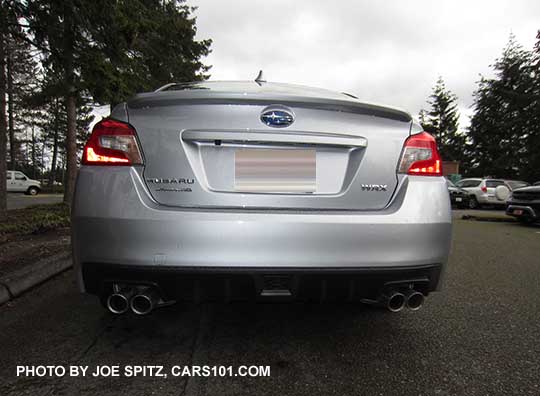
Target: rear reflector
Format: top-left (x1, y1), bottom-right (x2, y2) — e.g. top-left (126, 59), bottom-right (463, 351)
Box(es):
top-left (82, 119), bottom-right (143, 166)
top-left (398, 132), bottom-right (442, 176)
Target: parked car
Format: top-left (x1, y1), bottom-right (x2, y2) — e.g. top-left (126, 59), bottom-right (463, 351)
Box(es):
top-left (446, 179), bottom-right (469, 208)
top-left (6, 170), bottom-right (41, 195)
top-left (456, 178), bottom-right (510, 209)
top-left (72, 80), bottom-right (452, 315)
top-left (506, 185), bottom-right (540, 223)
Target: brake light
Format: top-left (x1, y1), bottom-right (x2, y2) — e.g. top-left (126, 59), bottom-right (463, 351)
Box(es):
top-left (82, 119), bottom-right (143, 166)
top-left (481, 186), bottom-right (488, 193)
top-left (398, 132), bottom-right (442, 176)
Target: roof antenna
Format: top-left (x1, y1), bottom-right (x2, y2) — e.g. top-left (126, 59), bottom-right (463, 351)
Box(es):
top-left (255, 70), bottom-right (266, 85)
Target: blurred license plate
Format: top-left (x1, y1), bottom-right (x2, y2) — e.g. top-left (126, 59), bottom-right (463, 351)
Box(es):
top-left (513, 209), bottom-right (523, 215)
top-left (455, 197), bottom-right (462, 202)
top-left (235, 149), bottom-right (316, 193)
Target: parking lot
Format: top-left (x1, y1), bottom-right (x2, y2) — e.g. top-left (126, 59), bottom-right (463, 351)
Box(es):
top-left (1, 216), bottom-right (539, 395)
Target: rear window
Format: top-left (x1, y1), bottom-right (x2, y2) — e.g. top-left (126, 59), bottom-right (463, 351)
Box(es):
top-left (459, 180), bottom-right (481, 188)
top-left (486, 180), bottom-right (505, 188)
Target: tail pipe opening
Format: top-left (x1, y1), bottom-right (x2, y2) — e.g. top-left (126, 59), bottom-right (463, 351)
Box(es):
top-left (106, 287), bottom-right (135, 314)
top-left (405, 289), bottom-right (425, 311)
top-left (130, 287), bottom-right (161, 315)
top-left (362, 285), bottom-right (426, 312)
top-left (383, 291), bottom-right (407, 312)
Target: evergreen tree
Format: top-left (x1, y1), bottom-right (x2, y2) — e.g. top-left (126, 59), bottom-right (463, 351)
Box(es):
top-left (0, 0), bottom-right (18, 217)
top-left (5, 15), bottom-right (38, 170)
top-left (420, 77), bottom-right (464, 164)
top-left (82, 0), bottom-right (212, 107)
top-left (23, 0), bottom-right (212, 205)
top-left (524, 30), bottom-right (540, 182)
top-left (468, 35), bottom-right (533, 179)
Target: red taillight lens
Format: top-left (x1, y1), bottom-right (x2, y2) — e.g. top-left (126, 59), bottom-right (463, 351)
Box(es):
top-left (82, 119), bottom-right (143, 166)
top-left (481, 186), bottom-right (488, 193)
top-left (398, 132), bottom-right (442, 176)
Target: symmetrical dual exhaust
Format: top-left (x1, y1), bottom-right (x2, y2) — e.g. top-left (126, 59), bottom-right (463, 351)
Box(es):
top-left (106, 286), bottom-right (162, 315)
top-left (363, 288), bottom-right (425, 312)
top-left (106, 284), bottom-right (425, 315)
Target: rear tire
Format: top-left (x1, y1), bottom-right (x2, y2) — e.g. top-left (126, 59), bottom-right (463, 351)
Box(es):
top-left (468, 196), bottom-right (479, 209)
top-left (26, 187), bottom-right (40, 196)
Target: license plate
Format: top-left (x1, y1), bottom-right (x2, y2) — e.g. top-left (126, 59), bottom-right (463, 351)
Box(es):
top-left (513, 209), bottom-right (523, 215)
top-left (455, 197), bottom-right (462, 202)
top-left (234, 149), bottom-right (316, 193)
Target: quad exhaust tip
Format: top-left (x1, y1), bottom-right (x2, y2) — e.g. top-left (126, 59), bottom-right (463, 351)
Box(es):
top-left (130, 287), bottom-right (161, 315)
top-left (405, 290), bottom-right (425, 311)
top-left (106, 286), bottom-right (162, 315)
top-left (385, 291), bottom-right (407, 313)
top-left (106, 288), bottom-right (134, 315)
top-left (362, 287), bottom-right (425, 312)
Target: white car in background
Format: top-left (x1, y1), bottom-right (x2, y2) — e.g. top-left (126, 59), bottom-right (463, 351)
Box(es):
top-left (6, 170), bottom-right (41, 195)
top-left (456, 178), bottom-right (528, 209)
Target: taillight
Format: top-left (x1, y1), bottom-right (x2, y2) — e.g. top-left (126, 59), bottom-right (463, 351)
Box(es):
top-left (481, 186), bottom-right (488, 193)
top-left (398, 132), bottom-right (442, 176)
top-left (82, 119), bottom-right (143, 166)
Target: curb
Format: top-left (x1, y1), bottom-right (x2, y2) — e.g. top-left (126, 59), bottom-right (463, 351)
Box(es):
top-left (0, 251), bottom-right (72, 305)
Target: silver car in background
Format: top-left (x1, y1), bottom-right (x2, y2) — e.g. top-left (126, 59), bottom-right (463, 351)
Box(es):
top-left (457, 178), bottom-right (529, 209)
top-left (72, 81), bottom-right (452, 315)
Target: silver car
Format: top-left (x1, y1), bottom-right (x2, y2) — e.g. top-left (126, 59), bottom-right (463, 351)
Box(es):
top-left (456, 178), bottom-right (529, 209)
top-left (72, 81), bottom-right (452, 315)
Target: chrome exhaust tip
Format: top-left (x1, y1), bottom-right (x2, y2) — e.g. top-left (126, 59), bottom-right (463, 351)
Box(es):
top-left (405, 290), bottom-right (425, 311)
top-left (106, 288), bottom-right (134, 314)
top-left (130, 288), bottom-right (160, 315)
top-left (384, 291), bottom-right (406, 313)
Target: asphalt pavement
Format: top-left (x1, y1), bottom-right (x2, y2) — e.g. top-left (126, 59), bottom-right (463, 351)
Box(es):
top-left (1, 219), bottom-right (539, 395)
top-left (7, 193), bottom-right (64, 210)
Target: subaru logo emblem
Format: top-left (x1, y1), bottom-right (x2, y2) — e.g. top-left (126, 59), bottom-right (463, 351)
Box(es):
top-left (260, 108), bottom-right (295, 128)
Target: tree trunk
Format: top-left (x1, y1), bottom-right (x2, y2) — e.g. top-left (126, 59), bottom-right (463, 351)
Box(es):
top-left (64, 94), bottom-right (77, 205)
top-left (48, 99), bottom-right (59, 186)
top-left (63, 0), bottom-right (77, 206)
top-left (31, 125), bottom-right (36, 179)
top-left (7, 50), bottom-right (15, 170)
top-left (0, 31), bottom-right (7, 217)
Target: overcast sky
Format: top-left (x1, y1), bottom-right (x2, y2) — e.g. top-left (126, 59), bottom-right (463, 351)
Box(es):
top-left (188, 0), bottom-right (539, 129)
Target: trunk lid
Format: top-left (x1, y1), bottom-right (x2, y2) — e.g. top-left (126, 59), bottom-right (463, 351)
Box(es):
top-left (127, 82), bottom-right (412, 211)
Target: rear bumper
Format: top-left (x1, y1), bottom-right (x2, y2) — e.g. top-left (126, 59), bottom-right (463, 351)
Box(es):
top-left (506, 204), bottom-right (539, 220)
top-left (450, 193), bottom-right (469, 206)
top-left (72, 167), bottom-right (452, 295)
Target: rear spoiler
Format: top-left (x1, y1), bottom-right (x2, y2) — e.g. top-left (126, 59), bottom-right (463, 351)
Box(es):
top-left (127, 92), bottom-right (412, 123)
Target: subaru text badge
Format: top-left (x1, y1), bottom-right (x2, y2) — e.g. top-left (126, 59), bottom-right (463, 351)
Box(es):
top-left (260, 107), bottom-right (294, 128)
